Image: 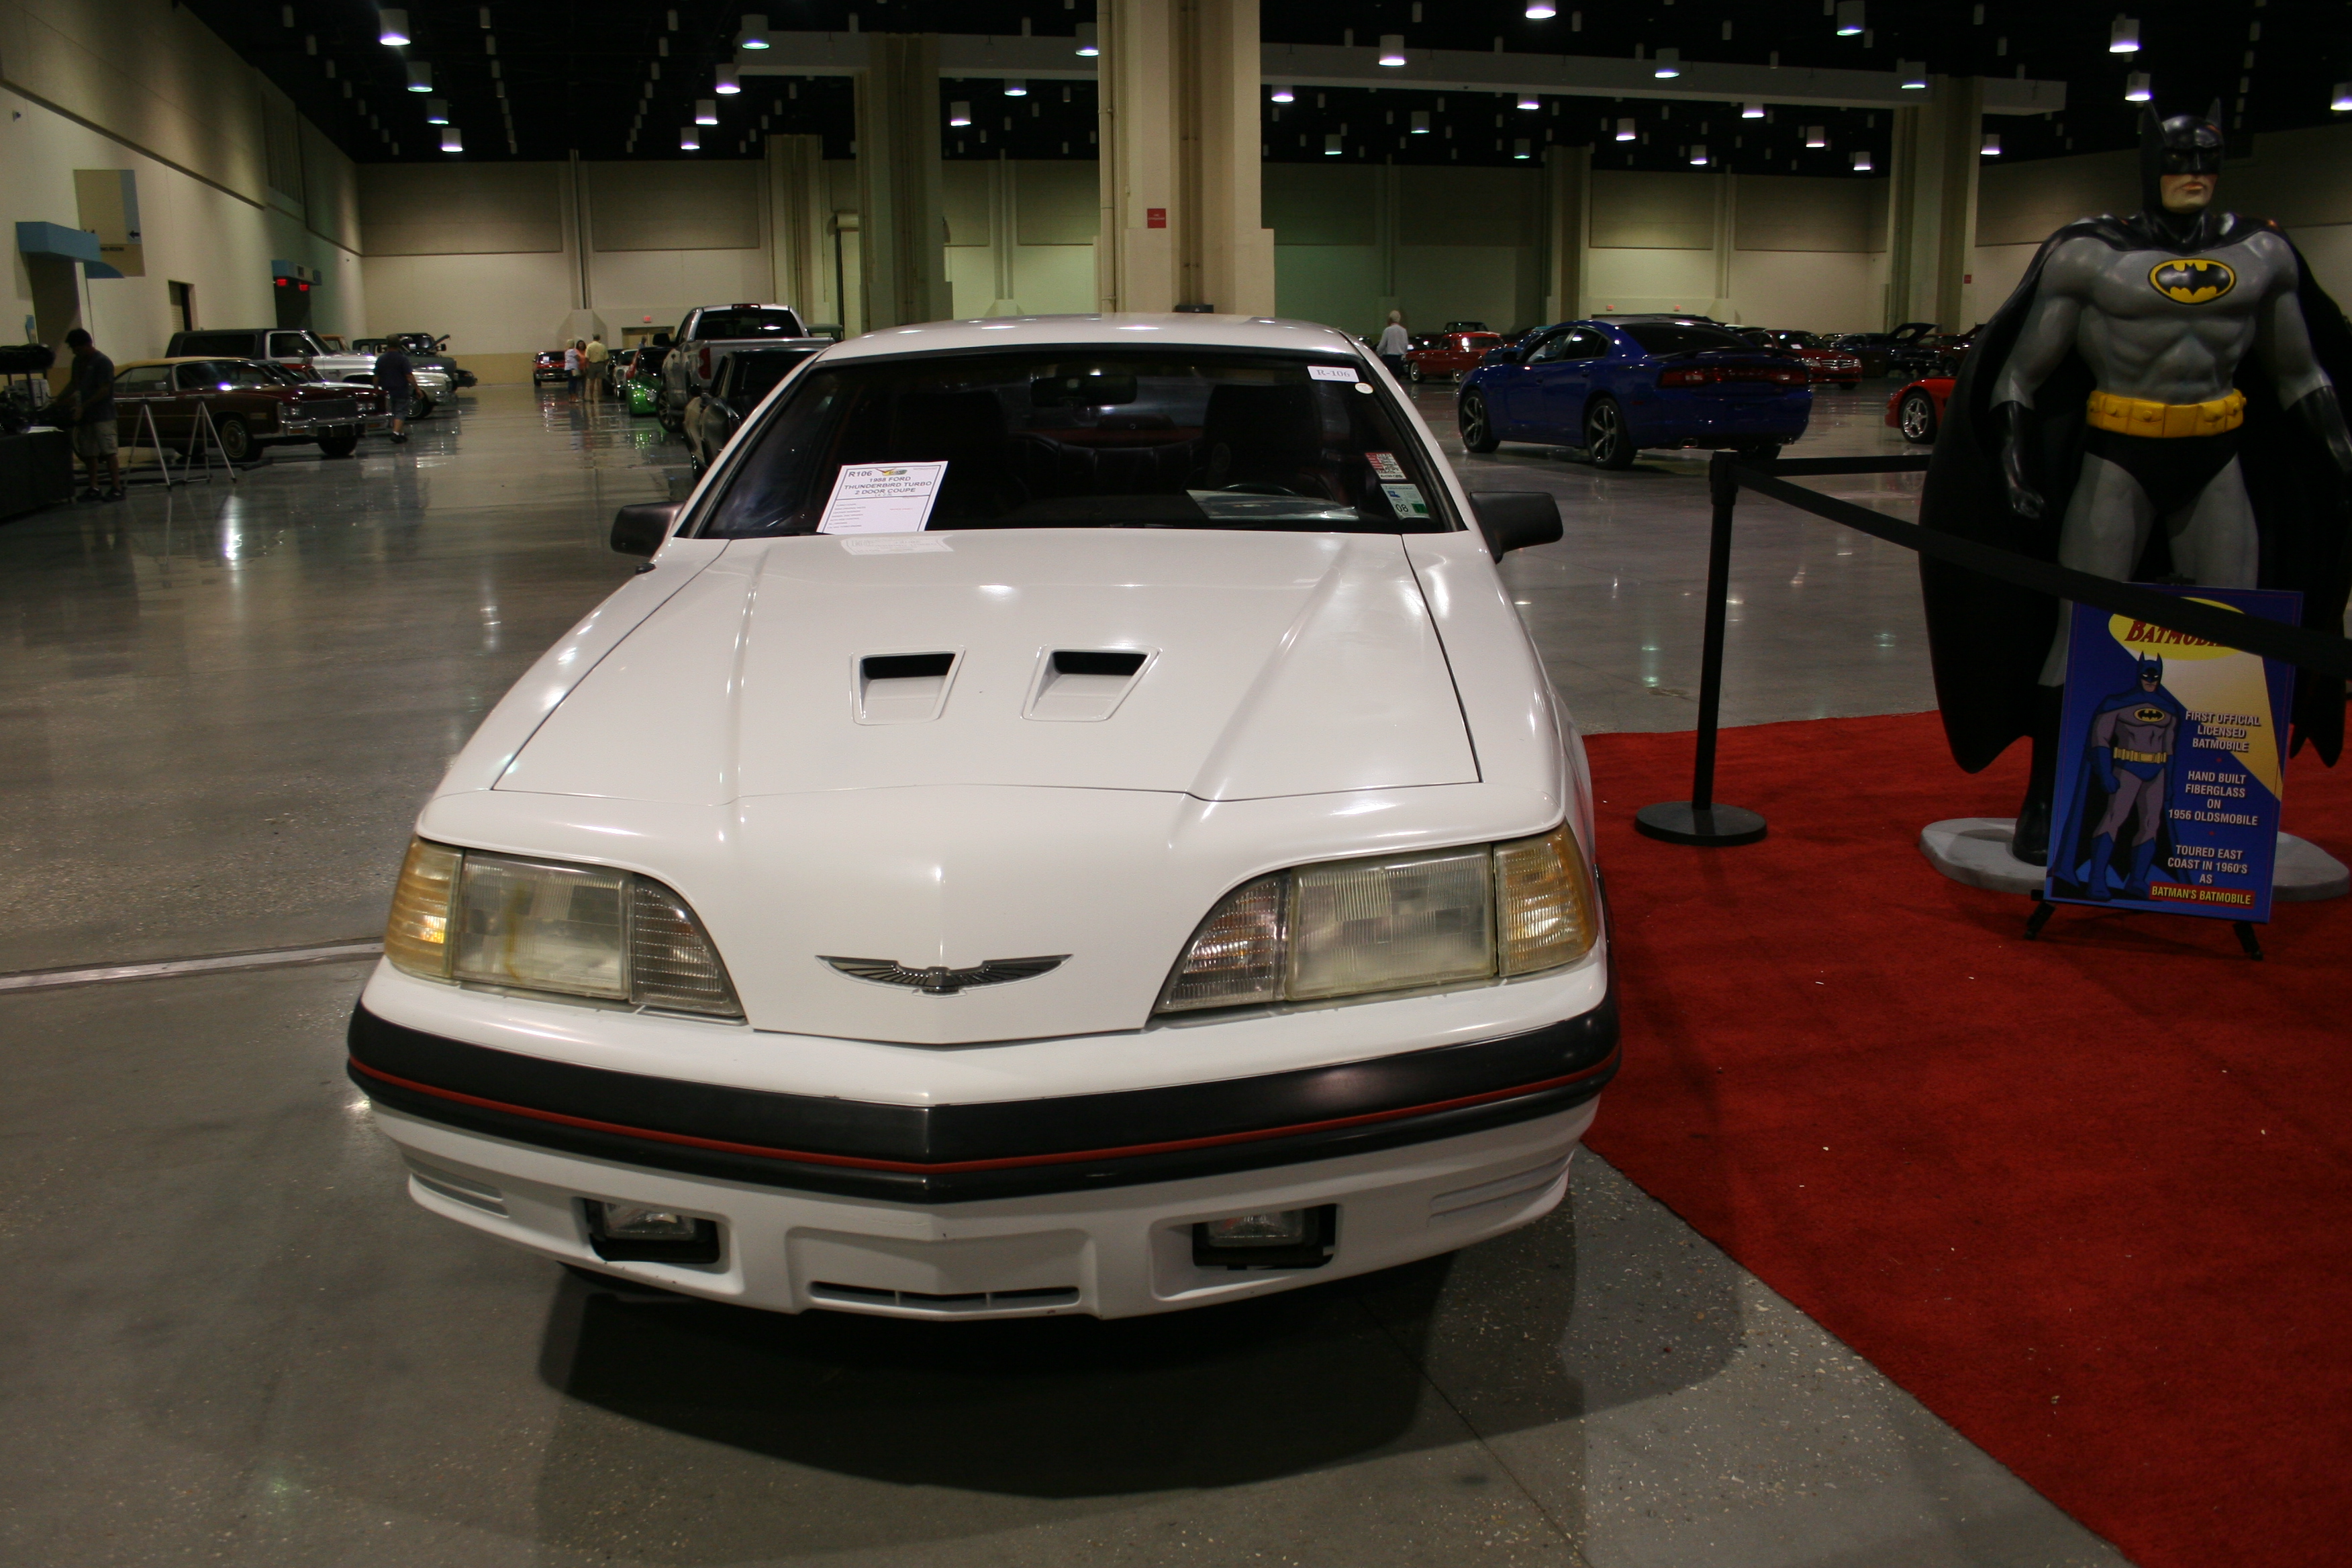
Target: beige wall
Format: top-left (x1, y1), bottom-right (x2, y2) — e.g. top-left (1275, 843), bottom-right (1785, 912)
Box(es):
top-left (942, 160), bottom-right (1101, 319)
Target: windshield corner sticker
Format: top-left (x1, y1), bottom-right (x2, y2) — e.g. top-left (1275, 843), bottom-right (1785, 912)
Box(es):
top-left (1307, 364), bottom-right (1359, 383)
top-left (1367, 451), bottom-right (1407, 481)
top-left (1380, 483), bottom-right (1430, 520)
top-left (816, 460), bottom-right (949, 535)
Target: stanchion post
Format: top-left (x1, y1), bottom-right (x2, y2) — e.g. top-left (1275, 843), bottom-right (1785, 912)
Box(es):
top-left (1634, 452), bottom-right (1769, 847)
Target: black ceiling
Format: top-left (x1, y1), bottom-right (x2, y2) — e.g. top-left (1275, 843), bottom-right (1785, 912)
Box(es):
top-left (191, 1), bottom-right (2352, 170)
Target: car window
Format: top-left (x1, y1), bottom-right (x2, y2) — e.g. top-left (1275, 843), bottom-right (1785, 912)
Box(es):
top-left (697, 348), bottom-right (1455, 539)
top-left (175, 362), bottom-right (222, 390)
top-left (267, 332), bottom-right (310, 358)
top-left (221, 361), bottom-right (278, 388)
top-left (1525, 331), bottom-right (1578, 365)
top-left (727, 348), bottom-right (822, 405)
top-left (177, 333), bottom-right (250, 358)
top-left (690, 307), bottom-right (805, 340)
top-left (1621, 323), bottom-right (1754, 356)
top-left (113, 365), bottom-right (171, 394)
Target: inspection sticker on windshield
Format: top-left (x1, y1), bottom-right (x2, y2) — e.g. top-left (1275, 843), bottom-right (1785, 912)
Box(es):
top-left (1307, 364), bottom-right (1359, 383)
top-left (1366, 452), bottom-right (1408, 481)
top-left (1380, 483), bottom-right (1431, 520)
top-left (817, 461), bottom-right (948, 534)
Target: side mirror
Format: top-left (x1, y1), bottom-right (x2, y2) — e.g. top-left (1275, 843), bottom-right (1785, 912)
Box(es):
top-left (611, 501), bottom-right (681, 558)
top-left (1469, 492), bottom-right (1563, 561)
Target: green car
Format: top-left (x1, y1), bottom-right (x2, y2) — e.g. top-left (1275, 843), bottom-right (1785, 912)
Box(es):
top-left (618, 346), bottom-right (665, 415)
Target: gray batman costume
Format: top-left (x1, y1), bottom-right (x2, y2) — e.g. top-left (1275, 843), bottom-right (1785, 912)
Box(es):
top-left (1917, 107), bottom-right (2352, 865)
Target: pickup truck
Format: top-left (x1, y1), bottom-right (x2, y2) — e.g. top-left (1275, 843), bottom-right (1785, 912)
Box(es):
top-left (655, 303), bottom-right (819, 430)
top-left (681, 344), bottom-right (826, 473)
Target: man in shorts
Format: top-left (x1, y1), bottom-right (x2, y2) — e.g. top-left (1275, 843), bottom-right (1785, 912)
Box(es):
top-left (374, 342), bottom-right (418, 444)
top-left (62, 328), bottom-right (121, 501)
top-left (583, 334), bottom-right (609, 403)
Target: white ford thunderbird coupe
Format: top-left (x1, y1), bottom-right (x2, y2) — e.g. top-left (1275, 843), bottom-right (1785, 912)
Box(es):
top-left (348, 313), bottom-right (1616, 1319)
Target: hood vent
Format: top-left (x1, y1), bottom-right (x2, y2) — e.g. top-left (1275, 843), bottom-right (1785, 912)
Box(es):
top-left (856, 651), bottom-right (961, 724)
top-left (1025, 648), bottom-right (1153, 722)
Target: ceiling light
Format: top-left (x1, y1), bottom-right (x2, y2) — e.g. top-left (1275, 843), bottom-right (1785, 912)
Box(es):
top-left (1835, 2), bottom-right (1864, 37)
top-left (2334, 83), bottom-right (2352, 112)
top-left (2124, 71), bottom-right (2152, 103)
top-left (714, 63), bottom-right (739, 93)
top-left (405, 60), bottom-right (432, 91)
top-left (1377, 34), bottom-right (1406, 66)
top-left (680, 126), bottom-right (699, 150)
top-left (1614, 117), bottom-right (1635, 141)
top-left (1324, 132), bottom-right (1344, 154)
top-left (2109, 15), bottom-right (2140, 53)
top-left (695, 98), bottom-right (718, 124)
top-left (440, 126), bottom-right (462, 152)
top-left (1851, 150), bottom-right (1872, 171)
top-left (1526, 1), bottom-right (1557, 15)
top-left (1075, 23), bottom-right (1098, 56)
top-left (378, 8), bottom-right (409, 46)
top-left (1410, 110), bottom-right (1430, 133)
top-left (1004, 78), bottom-right (1027, 96)
top-left (1689, 143), bottom-right (1708, 164)
top-left (1898, 60), bottom-right (1927, 90)
top-left (948, 100), bottom-right (971, 126)
top-left (1742, 102), bottom-right (1764, 119)
top-left (1653, 48), bottom-right (1680, 79)
top-left (1270, 83), bottom-right (1294, 102)
top-left (1805, 124), bottom-right (1827, 147)
top-left (1981, 132), bottom-right (2002, 155)
top-left (1514, 138), bottom-right (1532, 160)
top-left (739, 12), bottom-right (770, 49)
top-left (1518, 91), bottom-right (1540, 110)
top-left (424, 97), bottom-right (449, 124)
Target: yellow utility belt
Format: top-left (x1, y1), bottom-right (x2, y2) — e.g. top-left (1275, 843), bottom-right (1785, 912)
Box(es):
top-left (2112, 746), bottom-right (2171, 765)
top-left (2085, 388), bottom-right (2245, 438)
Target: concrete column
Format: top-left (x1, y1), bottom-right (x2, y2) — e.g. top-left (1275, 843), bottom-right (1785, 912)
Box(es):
top-left (1884, 75), bottom-right (1982, 330)
top-left (1538, 144), bottom-right (1588, 324)
top-left (1096, 0), bottom-right (1275, 315)
top-left (854, 34), bottom-right (951, 329)
top-left (988, 156), bottom-right (1021, 315)
top-left (767, 134), bottom-right (835, 327)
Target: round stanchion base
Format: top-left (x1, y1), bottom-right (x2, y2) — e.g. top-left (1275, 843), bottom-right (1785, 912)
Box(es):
top-left (1634, 801), bottom-right (1768, 846)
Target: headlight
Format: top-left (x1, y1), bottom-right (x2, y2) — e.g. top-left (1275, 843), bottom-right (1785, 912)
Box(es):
top-left (1155, 822), bottom-right (1598, 1015)
top-left (384, 838), bottom-right (741, 1017)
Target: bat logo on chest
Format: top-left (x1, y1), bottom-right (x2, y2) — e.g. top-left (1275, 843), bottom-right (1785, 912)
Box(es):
top-left (2149, 258), bottom-right (2236, 305)
top-left (2134, 705), bottom-right (2171, 724)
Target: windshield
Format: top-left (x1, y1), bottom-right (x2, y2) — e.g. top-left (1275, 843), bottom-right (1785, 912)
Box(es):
top-left (693, 307), bottom-right (805, 340)
top-left (697, 348), bottom-right (1453, 538)
top-left (1622, 323), bottom-right (1755, 356)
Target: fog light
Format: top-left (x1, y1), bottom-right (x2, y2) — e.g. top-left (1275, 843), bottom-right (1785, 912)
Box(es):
top-left (1191, 1204), bottom-right (1336, 1269)
top-left (584, 1199), bottom-right (723, 1264)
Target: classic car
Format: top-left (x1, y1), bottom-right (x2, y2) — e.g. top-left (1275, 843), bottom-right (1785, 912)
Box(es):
top-left (1824, 321), bottom-right (1937, 379)
top-left (346, 313), bottom-right (1614, 1322)
top-left (534, 348), bottom-right (571, 385)
top-left (382, 332), bottom-right (478, 389)
top-left (164, 328), bottom-right (379, 387)
top-left (110, 357), bottom-right (385, 460)
top-left (1886, 375), bottom-right (1956, 443)
top-left (288, 361), bottom-right (448, 420)
top-left (1459, 317), bottom-right (1812, 467)
top-left (1732, 329), bottom-right (1864, 387)
top-left (1404, 331), bottom-right (1506, 384)
top-left (1888, 326), bottom-right (1979, 384)
top-left (618, 345), bottom-right (669, 415)
top-left (681, 344), bottom-right (826, 471)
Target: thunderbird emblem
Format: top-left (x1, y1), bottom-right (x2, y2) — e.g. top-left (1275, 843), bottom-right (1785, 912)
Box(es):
top-left (2149, 258), bottom-right (2234, 305)
top-left (819, 954), bottom-right (1069, 995)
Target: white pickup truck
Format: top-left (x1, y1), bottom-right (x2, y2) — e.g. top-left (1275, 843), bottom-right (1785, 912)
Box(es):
top-left (655, 303), bottom-right (827, 430)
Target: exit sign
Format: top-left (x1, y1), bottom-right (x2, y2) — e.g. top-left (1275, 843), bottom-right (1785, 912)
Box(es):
top-left (1146, 207), bottom-right (1167, 228)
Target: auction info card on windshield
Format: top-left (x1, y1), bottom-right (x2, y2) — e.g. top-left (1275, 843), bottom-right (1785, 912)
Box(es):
top-left (2044, 585), bottom-right (2300, 922)
top-left (816, 461), bottom-right (948, 534)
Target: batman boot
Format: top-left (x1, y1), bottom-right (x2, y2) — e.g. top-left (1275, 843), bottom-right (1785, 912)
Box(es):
top-left (2086, 834), bottom-right (2116, 900)
top-left (2124, 837), bottom-right (2161, 901)
top-left (2010, 686), bottom-right (2065, 866)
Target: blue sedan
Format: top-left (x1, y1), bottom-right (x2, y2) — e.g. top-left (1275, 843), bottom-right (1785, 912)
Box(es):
top-left (1456, 317), bottom-right (1813, 468)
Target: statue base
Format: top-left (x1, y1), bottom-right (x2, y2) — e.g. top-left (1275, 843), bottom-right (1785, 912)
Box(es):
top-left (1919, 819), bottom-right (2350, 901)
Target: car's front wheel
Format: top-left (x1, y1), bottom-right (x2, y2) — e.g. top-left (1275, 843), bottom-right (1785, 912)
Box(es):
top-left (1584, 397), bottom-right (1634, 469)
top-left (1459, 389), bottom-right (1500, 454)
top-left (1898, 389), bottom-right (1939, 444)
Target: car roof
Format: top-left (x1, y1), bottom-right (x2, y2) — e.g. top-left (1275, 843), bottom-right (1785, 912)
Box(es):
top-left (821, 313), bottom-right (1370, 362)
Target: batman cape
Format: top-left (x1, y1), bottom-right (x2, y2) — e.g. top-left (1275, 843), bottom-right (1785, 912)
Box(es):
top-left (1916, 191), bottom-right (2352, 779)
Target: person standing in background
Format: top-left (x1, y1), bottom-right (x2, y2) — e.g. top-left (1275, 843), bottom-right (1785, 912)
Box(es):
top-left (60, 329), bottom-right (121, 501)
top-left (564, 340), bottom-right (583, 398)
top-left (373, 341), bottom-right (418, 445)
top-left (583, 335), bottom-right (609, 404)
top-left (1375, 311), bottom-right (1411, 383)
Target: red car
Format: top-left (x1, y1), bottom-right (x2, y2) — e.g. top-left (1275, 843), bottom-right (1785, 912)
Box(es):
top-left (1404, 331), bottom-right (1505, 383)
top-left (534, 348), bottom-right (570, 385)
top-left (1886, 376), bottom-right (1956, 443)
top-left (1735, 329), bottom-right (1864, 386)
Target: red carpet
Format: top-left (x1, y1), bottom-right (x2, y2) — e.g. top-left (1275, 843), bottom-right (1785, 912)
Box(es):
top-left (1581, 711), bottom-right (2352, 1568)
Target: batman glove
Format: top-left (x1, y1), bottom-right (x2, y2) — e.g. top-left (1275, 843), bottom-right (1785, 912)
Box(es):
top-left (2287, 384), bottom-right (2352, 478)
top-left (1994, 401), bottom-right (2045, 518)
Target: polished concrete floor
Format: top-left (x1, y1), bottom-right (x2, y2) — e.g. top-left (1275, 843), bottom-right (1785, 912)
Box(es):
top-left (0, 384), bottom-right (2126, 1567)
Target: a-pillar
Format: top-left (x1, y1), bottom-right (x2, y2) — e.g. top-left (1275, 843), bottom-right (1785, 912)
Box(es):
top-left (1884, 76), bottom-right (1983, 331)
top-left (1539, 144), bottom-right (1590, 325)
top-left (1095, 0), bottom-right (1274, 315)
top-left (854, 34), bottom-right (951, 329)
top-left (768, 133), bottom-right (836, 329)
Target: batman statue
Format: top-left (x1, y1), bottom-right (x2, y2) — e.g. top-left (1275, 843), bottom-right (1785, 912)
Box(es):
top-left (1918, 103), bottom-right (2352, 865)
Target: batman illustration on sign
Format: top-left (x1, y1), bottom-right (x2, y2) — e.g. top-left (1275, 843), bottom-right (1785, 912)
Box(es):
top-left (2052, 654), bottom-right (2190, 901)
top-left (1916, 104), bottom-right (2352, 866)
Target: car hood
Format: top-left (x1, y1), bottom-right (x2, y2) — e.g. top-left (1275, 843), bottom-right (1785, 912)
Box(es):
top-left (496, 529), bottom-right (1479, 805)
